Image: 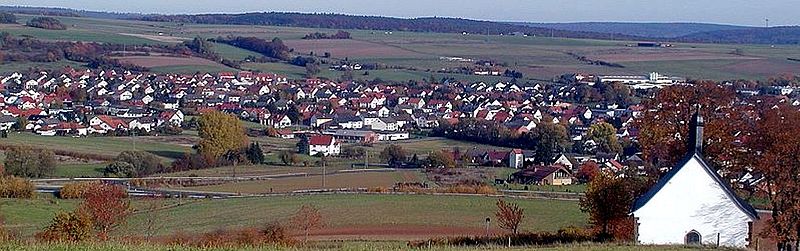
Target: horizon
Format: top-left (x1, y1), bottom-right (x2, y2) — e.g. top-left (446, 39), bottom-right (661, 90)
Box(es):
top-left (0, 0), bottom-right (796, 27)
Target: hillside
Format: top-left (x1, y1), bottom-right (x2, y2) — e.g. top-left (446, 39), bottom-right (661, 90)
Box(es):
top-left (513, 22), bottom-right (748, 38)
top-left (136, 12), bottom-right (643, 41)
top-left (676, 26), bottom-right (800, 44)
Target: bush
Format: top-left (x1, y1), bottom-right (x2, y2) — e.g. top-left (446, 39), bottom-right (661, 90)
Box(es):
top-left (35, 211), bottom-right (94, 242)
top-left (26, 17), bottom-right (67, 30)
top-left (3, 146), bottom-right (56, 178)
top-left (0, 176), bottom-right (35, 199)
top-left (105, 151), bottom-right (164, 177)
top-left (0, 12), bottom-right (16, 24)
top-left (408, 228), bottom-right (597, 248)
top-left (161, 223), bottom-right (294, 247)
top-left (58, 182), bottom-right (99, 199)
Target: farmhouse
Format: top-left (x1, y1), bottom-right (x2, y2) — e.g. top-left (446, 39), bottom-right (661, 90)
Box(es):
top-left (322, 129), bottom-right (378, 144)
top-left (631, 112), bottom-right (758, 248)
top-left (509, 165), bottom-right (573, 185)
top-left (308, 134), bottom-right (341, 156)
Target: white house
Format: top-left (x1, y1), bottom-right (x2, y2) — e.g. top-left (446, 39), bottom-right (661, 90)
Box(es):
top-left (632, 113), bottom-right (758, 248)
top-left (508, 149), bottom-right (525, 169)
top-left (308, 135), bottom-right (340, 156)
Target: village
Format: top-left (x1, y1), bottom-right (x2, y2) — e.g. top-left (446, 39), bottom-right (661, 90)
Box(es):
top-left (3, 66), bottom-right (796, 189)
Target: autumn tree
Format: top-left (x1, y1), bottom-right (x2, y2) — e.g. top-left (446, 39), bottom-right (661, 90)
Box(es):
top-left (749, 104), bottom-right (800, 250)
top-left (587, 122), bottom-right (622, 154)
top-left (380, 145), bottom-right (407, 166)
top-left (576, 161), bottom-right (601, 183)
top-left (495, 199), bottom-right (525, 234)
top-left (105, 151), bottom-right (163, 177)
top-left (3, 146), bottom-right (55, 178)
top-left (635, 81), bottom-right (744, 173)
top-left (580, 172), bottom-right (642, 240)
top-left (78, 183), bottom-right (130, 240)
top-left (198, 111), bottom-right (248, 160)
top-left (426, 150), bottom-right (456, 168)
top-left (290, 204), bottom-right (324, 242)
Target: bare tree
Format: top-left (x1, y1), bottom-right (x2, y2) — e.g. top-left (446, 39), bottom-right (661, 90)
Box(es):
top-left (495, 199), bottom-right (524, 234)
top-left (290, 204), bottom-right (324, 243)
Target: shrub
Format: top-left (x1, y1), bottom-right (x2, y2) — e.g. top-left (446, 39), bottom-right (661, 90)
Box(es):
top-left (0, 12), bottom-right (16, 24)
top-left (0, 176), bottom-right (35, 199)
top-left (35, 211), bottom-right (93, 242)
top-left (58, 182), bottom-right (99, 199)
top-left (161, 224), bottom-right (294, 247)
top-left (106, 151), bottom-right (164, 177)
top-left (408, 228), bottom-right (597, 248)
top-left (3, 146), bottom-right (56, 178)
top-left (368, 186), bottom-right (389, 193)
top-left (26, 17), bottom-right (67, 30)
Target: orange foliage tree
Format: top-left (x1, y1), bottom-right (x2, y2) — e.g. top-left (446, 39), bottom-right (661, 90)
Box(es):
top-left (576, 161), bottom-right (601, 183)
top-left (495, 199), bottom-right (525, 234)
top-left (290, 204), bottom-right (324, 242)
top-left (748, 104), bottom-right (800, 250)
top-left (635, 81), bottom-right (749, 176)
top-left (36, 211), bottom-right (93, 242)
top-left (78, 183), bottom-right (130, 240)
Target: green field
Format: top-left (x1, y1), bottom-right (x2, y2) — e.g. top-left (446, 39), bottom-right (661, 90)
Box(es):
top-left (0, 133), bottom-right (192, 161)
top-left (3, 14), bottom-right (797, 81)
top-left (53, 163), bottom-right (107, 178)
top-left (1, 194), bottom-right (586, 238)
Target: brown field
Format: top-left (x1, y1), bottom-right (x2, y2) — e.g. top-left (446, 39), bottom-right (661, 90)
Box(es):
top-left (190, 170), bottom-right (423, 193)
top-left (112, 55), bottom-right (224, 68)
top-left (584, 48), bottom-right (762, 62)
top-left (284, 39), bottom-right (426, 58)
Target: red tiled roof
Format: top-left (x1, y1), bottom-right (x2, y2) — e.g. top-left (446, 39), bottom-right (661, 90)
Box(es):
top-left (309, 135), bottom-right (335, 145)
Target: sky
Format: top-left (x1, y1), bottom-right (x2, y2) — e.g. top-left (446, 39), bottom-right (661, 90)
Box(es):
top-left (0, 0), bottom-right (796, 27)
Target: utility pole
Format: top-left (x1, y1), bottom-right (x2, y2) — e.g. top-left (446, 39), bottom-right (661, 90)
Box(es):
top-left (322, 158), bottom-right (326, 188)
top-left (765, 18), bottom-right (770, 28)
top-left (364, 150), bottom-right (369, 170)
top-left (132, 129), bottom-right (136, 151)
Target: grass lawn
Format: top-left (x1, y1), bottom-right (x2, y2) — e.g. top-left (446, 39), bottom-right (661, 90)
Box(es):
top-left (190, 170), bottom-right (424, 193)
top-left (149, 64), bottom-right (239, 74)
top-left (1, 194), bottom-right (587, 238)
top-left (53, 163), bottom-right (107, 178)
top-left (0, 132), bottom-right (192, 161)
top-left (369, 137), bottom-right (512, 156)
top-left (211, 42), bottom-right (262, 60)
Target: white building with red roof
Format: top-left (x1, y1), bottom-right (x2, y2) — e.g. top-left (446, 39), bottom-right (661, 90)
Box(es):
top-left (308, 135), bottom-right (340, 156)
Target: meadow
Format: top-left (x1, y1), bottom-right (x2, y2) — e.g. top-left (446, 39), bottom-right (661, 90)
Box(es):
top-left (1, 194), bottom-right (587, 239)
top-left (4, 14), bottom-right (798, 81)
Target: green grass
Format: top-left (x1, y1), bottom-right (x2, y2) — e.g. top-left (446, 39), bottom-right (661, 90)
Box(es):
top-left (53, 163), bottom-right (107, 178)
top-left (211, 42), bottom-right (262, 61)
top-left (149, 65), bottom-right (239, 74)
top-left (1, 194), bottom-right (587, 238)
top-left (0, 133), bottom-right (192, 161)
top-left (0, 61), bottom-right (86, 74)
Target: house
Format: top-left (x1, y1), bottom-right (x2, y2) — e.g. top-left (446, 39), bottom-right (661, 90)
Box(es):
top-left (0, 115), bottom-right (16, 131)
top-left (322, 129), bottom-right (378, 144)
top-left (508, 149), bottom-right (524, 169)
top-left (267, 114), bottom-right (293, 129)
top-left (158, 110), bottom-right (184, 127)
top-left (275, 129), bottom-right (295, 139)
top-left (509, 165), bottom-right (573, 185)
top-left (631, 112), bottom-right (758, 248)
top-left (308, 135), bottom-right (340, 156)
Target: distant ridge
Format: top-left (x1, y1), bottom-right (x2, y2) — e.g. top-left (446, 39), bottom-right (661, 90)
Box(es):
top-left (511, 22), bottom-right (750, 38)
top-left (2, 5), bottom-right (799, 45)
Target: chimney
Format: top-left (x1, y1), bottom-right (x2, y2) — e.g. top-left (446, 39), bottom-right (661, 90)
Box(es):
top-left (688, 110), bottom-right (704, 153)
